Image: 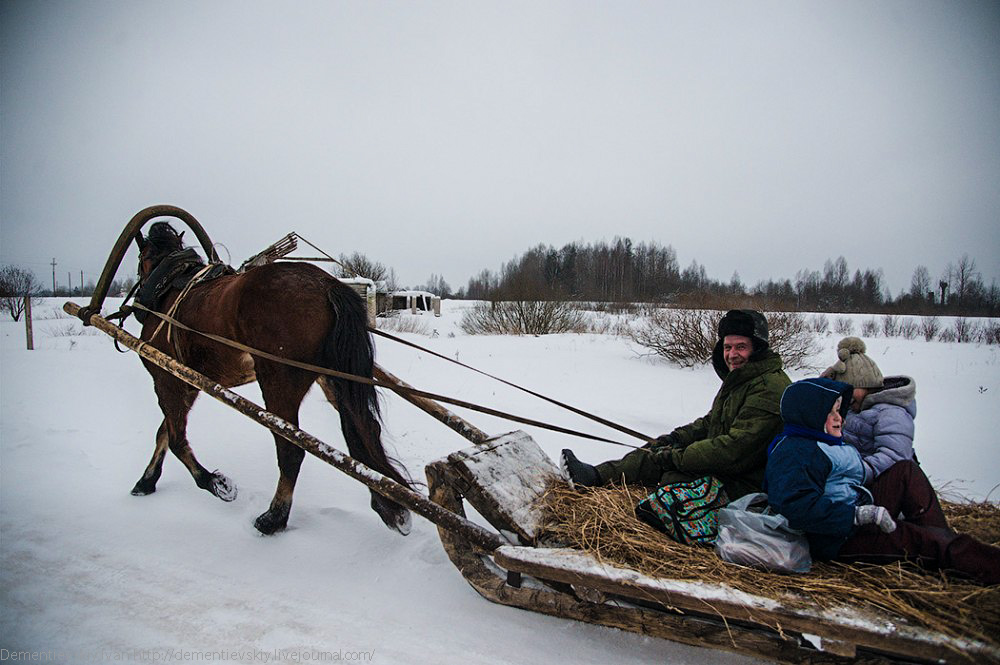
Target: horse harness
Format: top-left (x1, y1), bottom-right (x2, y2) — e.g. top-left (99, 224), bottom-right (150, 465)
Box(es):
top-left (108, 250), bottom-right (234, 361)
top-left (111, 251), bottom-right (650, 448)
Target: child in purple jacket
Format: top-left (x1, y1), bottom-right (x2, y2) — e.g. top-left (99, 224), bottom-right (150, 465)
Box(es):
top-left (823, 337), bottom-right (916, 485)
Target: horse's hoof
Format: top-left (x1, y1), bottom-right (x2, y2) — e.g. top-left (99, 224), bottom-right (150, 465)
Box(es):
top-left (131, 479), bottom-right (156, 496)
top-left (391, 510), bottom-right (412, 536)
top-left (254, 510), bottom-right (288, 535)
top-left (207, 470), bottom-right (237, 502)
top-left (371, 495), bottom-right (411, 535)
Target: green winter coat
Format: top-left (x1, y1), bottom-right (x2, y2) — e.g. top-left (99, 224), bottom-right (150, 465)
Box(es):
top-left (595, 348), bottom-right (790, 499)
top-left (665, 349), bottom-right (790, 497)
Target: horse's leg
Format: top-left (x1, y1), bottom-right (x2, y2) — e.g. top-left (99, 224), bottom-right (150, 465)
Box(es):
top-left (138, 371), bottom-right (237, 501)
top-left (253, 363), bottom-right (316, 535)
top-left (130, 419), bottom-right (170, 495)
top-left (318, 377), bottom-right (412, 535)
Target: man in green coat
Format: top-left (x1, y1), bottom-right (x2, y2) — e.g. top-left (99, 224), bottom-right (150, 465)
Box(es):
top-left (562, 309), bottom-right (791, 499)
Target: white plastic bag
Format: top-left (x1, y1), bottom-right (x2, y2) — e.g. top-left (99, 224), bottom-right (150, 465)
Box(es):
top-left (714, 492), bottom-right (812, 574)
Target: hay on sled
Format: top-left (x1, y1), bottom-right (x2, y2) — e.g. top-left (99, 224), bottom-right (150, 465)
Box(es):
top-left (537, 482), bottom-right (1000, 650)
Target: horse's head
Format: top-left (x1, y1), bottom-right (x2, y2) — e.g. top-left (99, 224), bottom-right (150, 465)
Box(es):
top-left (138, 222), bottom-right (186, 278)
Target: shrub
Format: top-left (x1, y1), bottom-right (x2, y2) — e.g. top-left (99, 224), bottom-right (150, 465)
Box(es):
top-left (898, 318), bottom-right (918, 340)
top-left (377, 312), bottom-right (431, 336)
top-left (881, 314), bottom-right (900, 337)
top-left (952, 317), bottom-right (979, 344)
top-left (629, 308), bottom-right (816, 370)
top-left (921, 316), bottom-right (940, 342)
top-left (983, 321), bottom-right (1000, 345)
top-left (938, 328), bottom-right (957, 343)
top-left (861, 318), bottom-right (879, 337)
top-left (460, 300), bottom-right (587, 335)
top-left (628, 308), bottom-right (718, 368)
top-left (579, 312), bottom-right (633, 336)
top-left (834, 316), bottom-right (854, 335)
top-left (809, 314), bottom-right (829, 333)
top-left (765, 311), bottom-right (818, 370)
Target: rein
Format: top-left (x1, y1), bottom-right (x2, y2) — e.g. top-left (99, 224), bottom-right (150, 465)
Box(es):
top-left (371, 328), bottom-right (652, 442)
top-left (129, 302), bottom-right (643, 449)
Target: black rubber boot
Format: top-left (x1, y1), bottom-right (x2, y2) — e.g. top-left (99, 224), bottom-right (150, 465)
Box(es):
top-left (560, 449), bottom-right (600, 489)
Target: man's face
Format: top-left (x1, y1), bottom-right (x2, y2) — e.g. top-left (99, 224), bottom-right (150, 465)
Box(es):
top-left (723, 335), bottom-right (754, 371)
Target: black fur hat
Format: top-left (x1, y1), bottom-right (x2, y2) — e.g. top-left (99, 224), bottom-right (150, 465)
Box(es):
top-left (718, 309), bottom-right (769, 350)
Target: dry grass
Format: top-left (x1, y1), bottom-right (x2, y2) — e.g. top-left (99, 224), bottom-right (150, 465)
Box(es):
top-left (538, 482), bottom-right (1000, 649)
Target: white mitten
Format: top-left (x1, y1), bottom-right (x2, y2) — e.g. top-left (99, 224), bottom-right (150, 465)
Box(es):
top-left (854, 505), bottom-right (897, 533)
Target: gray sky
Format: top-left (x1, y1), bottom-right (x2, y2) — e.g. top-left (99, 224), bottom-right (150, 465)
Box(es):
top-left (3, 1), bottom-right (999, 295)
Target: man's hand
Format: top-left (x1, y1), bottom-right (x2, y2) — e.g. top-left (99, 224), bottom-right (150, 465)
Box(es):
top-left (650, 447), bottom-right (677, 472)
top-left (648, 433), bottom-right (678, 450)
top-left (854, 505), bottom-right (896, 533)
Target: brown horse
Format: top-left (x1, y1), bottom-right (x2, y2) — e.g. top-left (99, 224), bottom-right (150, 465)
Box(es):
top-left (130, 222), bottom-right (412, 535)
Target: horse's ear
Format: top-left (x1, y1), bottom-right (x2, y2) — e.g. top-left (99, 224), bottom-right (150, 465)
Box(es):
top-left (134, 232), bottom-right (147, 251)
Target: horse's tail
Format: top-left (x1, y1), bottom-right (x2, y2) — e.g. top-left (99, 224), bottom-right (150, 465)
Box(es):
top-left (321, 284), bottom-right (414, 533)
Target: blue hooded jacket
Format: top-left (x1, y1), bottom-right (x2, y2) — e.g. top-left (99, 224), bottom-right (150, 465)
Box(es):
top-left (764, 378), bottom-right (864, 560)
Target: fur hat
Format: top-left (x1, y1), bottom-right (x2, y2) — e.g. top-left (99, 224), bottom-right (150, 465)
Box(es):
top-left (717, 309), bottom-right (769, 350)
top-left (825, 337), bottom-right (883, 389)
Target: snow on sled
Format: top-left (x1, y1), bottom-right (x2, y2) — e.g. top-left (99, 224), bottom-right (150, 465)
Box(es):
top-left (424, 431), bottom-right (1000, 665)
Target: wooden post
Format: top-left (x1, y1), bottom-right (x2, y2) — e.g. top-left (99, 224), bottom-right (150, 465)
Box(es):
top-left (24, 296), bottom-right (33, 350)
top-left (62, 301), bottom-right (506, 552)
top-left (366, 284), bottom-right (377, 329)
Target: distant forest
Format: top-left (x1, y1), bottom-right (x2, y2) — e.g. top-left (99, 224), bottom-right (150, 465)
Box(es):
top-left (443, 238), bottom-right (998, 316)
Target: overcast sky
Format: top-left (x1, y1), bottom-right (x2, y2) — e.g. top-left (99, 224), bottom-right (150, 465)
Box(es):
top-left (2, 1), bottom-right (998, 295)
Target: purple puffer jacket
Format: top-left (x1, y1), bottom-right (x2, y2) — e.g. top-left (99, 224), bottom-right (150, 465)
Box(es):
top-left (842, 376), bottom-right (916, 485)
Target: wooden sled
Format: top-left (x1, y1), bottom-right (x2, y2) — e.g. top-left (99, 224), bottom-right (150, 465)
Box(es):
top-left (425, 431), bottom-right (999, 665)
top-left (69, 287), bottom-right (996, 665)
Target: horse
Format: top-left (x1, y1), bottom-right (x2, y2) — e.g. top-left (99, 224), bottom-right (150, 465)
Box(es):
top-left (129, 221), bottom-right (412, 536)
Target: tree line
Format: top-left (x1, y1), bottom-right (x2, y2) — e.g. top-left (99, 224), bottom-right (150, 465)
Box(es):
top-left (449, 238), bottom-right (999, 316)
top-left (3, 240), bottom-right (996, 319)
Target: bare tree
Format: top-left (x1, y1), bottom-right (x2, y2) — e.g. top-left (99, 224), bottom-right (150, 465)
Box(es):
top-left (0, 265), bottom-right (41, 321)
top-left (335, 252), bottom-right (398, 290)
top-left (420, 273), bottom-right (452, 298)
top-left (952, 254), bottom-right (982, 308)
top-left (909, 265), bottom-right (932, 301)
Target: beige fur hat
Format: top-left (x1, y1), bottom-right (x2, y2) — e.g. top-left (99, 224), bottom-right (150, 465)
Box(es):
top-left (825, 337), bottom-right (884, 389)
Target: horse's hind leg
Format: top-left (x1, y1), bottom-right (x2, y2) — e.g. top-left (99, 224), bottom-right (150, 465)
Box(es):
top-left (135, 372), bottom-right (236, 501)
top-left (318, 377), bottom-right (412, 535)
top-left (254, 363), bottom-right (316, 535)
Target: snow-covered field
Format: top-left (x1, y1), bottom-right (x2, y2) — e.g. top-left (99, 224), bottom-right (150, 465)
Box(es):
top-left (2, 299), bottom-right (997, 664)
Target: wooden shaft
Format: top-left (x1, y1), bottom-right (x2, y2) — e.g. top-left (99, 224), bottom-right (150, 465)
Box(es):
top-left (64, 301), bottom-right (506, 552)
top-left (374, 365), bottom-right (489, 444)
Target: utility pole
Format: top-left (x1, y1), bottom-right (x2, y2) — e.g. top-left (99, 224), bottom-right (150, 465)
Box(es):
top-left (81, 270), bottom-right (84, 295)
top-left (51, 258), bottom-right (57, 294)
top-left (68, 271), bottom-right (72, 294)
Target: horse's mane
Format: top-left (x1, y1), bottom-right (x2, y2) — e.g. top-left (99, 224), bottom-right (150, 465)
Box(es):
top-left (142, 222), bottom-right (187, 271)
top-left (146, 222), bottom-right (184, 251)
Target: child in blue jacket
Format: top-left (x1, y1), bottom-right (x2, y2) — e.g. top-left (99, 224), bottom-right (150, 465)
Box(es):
top-left (765, 378), bottom-right (999, 585)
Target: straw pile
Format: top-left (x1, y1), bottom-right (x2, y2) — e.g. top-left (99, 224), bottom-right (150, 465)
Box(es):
top-left (537, 482), bottom-right (1000, 649)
